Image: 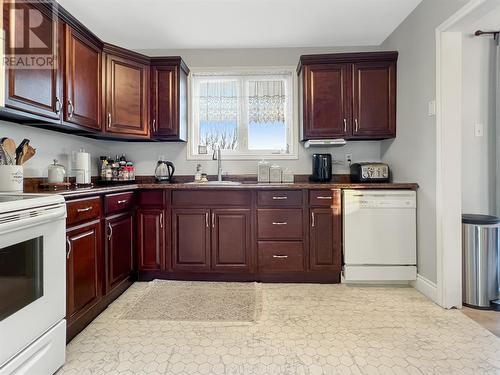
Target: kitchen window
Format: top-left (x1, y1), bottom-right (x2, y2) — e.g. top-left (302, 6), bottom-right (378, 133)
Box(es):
top-left (188, 68), bottom-right (297, 160)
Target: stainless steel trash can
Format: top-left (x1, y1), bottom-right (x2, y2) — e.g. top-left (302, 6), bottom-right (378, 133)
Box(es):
top-left (462, 214), bottom-right (500, 310)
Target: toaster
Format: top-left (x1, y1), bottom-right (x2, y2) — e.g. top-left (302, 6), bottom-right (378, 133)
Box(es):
top-left (350, 162), bottom-right (390, 183)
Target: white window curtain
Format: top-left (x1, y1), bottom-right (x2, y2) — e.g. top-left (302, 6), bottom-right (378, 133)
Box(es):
top-left (248, 80), bottom-right (286, 124)
top-left (198, 81), bottom-right (238, 123)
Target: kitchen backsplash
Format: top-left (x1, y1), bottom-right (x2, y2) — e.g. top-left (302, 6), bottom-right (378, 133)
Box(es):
top-left (1, 120), bottom-right (382, 178)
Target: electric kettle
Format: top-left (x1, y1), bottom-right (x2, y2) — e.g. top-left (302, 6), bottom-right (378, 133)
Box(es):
top-left (154, 157), bottom-right (175, 183)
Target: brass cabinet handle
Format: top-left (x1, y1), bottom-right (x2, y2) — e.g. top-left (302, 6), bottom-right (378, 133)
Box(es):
top-left (160, 212), bottom-right (163, 228)
top-left (107, 222), bottom-right (113, 240)
top-left (212, 213), bottom-right (215, 228)
top-left (66, 236), bottom-right (71, 259)
top-left (76, 206), bottom-right (92, 213)
top-left (152, 118), bottom-right (156, 132)
top-left (343, 118), bottom-right (347, 132)
top-left (272, 221), bottom-right (287, 225)
top-left (205, 212), bottom-right (209, 227)
top-left (272, 196), bottom-right (287, 200)
top-left (107, 113), bottom-right (112, 128)
top-left (355, 118), bottom-right (359, 132)
top-left (272, 255), bottom-right (288, 259)
top-left (311, 212), bottom-right (315, 227)
top-left (68, 99), bottom-right (74, 118)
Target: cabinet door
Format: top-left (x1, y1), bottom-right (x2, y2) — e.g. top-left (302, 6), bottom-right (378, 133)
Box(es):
top-left (151, 65), bottom-right (182, 140)
top-left (105, 54), bottom-right (149, 136)
top-left (309, 190), bottom-right (341, 271)
top-left (302, 64), bottom-right (351, 140)
top-left (64, 25), bottom-right (101, 130)
top-left (3, 2), bottom-right (62, 120)
top-left (211, 209), bottom-right (251, 272)
top-left (172, 209), bottom-right (210, 271)
top-left (105, 213), bottom-right (134, 292)
top-left (352, 61), bottom-right (396, 138)
top-left (66, 221), bottom-right (102, 320)
top-left (137, 208), bottom-right (164, 271)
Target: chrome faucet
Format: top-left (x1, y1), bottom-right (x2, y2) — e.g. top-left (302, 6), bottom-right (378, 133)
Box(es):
top-left (212, 147), bottom-right (222, 182)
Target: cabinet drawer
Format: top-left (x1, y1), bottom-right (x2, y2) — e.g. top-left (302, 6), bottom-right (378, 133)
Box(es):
top-left (257, 209), bottom-right (303, 240)
top-left (172, 190), bottom-right (251, 206)
top-left (258, 190), bottom-right (302, 206)
top-left (258, 242), bottom-right (304, 272)
top-left (309, 190), bottom-right (334, 206)
top-left (66, 196), bottom-right (101, 226)
top-left (104, 192), bottom-right (135, 215)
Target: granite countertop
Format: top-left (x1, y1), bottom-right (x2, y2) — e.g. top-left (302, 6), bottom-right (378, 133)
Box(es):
top-left (30, 179), bottom-right (418, 199)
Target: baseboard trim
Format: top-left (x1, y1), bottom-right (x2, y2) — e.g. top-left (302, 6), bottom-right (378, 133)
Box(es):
top-left (411, 274), bottom-right (438, 303)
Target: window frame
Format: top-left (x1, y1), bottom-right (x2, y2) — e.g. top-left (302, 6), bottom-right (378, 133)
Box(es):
top-left (187, 66), bottom-right (299, 161)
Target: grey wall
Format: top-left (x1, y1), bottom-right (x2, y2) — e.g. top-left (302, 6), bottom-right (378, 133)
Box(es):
top-left (461, 33), bottom-right (497, 215)
top-left (380, 0), bottom-right (468, 283)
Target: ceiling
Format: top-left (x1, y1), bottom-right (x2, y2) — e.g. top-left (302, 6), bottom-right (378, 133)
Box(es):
top-left (57, 0), bottom-right (423, 50)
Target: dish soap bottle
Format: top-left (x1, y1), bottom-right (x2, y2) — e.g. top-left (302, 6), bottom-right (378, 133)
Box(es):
top-left (194, 164), bottom-right (202, 182)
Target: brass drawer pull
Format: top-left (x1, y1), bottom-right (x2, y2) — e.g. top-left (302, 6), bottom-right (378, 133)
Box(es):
top-left (76, 206), bottom-right (92, 213)
top-left (272, 222), bottom-right (287, 225)
top-left (272, 196), bottom-right (288, 200)
top-left (272, 255), bottom-right (289, 259)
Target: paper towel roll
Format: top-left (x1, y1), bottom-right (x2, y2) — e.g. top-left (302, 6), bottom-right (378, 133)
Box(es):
top-left (75, 151), bottom-right (91, 184)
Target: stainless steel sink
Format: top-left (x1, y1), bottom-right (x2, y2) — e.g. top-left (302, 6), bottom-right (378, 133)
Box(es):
top-left (185, 181), bottom-right (242, 186)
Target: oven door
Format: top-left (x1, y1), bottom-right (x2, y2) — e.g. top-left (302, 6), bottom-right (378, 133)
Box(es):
top-left (0, 206), bottom-right (66, 367)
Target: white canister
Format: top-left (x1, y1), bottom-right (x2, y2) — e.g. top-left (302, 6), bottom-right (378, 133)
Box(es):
top-left (0, 165), bottom-right (24, 192)
top-left (269, 164), bottom-right (282, 183)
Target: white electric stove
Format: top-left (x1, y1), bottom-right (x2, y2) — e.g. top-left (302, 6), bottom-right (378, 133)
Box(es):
top-left (0, 193), bottom-right (66, 375)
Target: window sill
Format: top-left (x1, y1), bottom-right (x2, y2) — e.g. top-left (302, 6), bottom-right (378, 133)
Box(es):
top-left (186, 152), bottom-right (299, 161)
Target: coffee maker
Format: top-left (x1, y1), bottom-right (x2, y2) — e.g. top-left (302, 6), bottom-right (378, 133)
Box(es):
top-left (155, 156), bottom-right (175, 183)
top-left (310, 154), bottom-right (332, 182)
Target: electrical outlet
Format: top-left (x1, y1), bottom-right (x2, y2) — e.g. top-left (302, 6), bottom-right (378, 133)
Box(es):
top-left (474, 123), bottom-right (484, 137)
top-left (345, 154), bottom-right (352, 164)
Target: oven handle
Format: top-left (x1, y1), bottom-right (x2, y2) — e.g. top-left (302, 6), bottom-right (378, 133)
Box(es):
top-left (66, 236), bottom-right (71, 259)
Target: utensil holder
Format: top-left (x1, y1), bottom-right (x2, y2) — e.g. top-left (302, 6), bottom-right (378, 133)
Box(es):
top-left (0, 165), bottom-right (23, 192)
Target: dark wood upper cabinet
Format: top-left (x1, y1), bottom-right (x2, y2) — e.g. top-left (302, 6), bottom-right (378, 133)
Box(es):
top-left (172, 208), bottom-right (211, 272)
top-left (66, 221), bottom-right (102, 321)
top-left (3, 1), bottom-right (62, 121)
top-left (309, 190), bottom-right (342, 271)
top-left (63, 25), bottom-right (102, 131)
top-left (301, 64), bottom-right (351, 140)
top-left (211, 209), bottom-right (251, 272)
top-left (150, 58), bottom-right (189, 141)
top-left (137, 208), bottom-right (165, 271)
top-left (105, 212), bottom-right (134, 293)
top-left (352, 61), bottom-right (396, 138)
top-left (298, 52), bottom-right (397, 141)
top-left (104, 46), bottom-right (149, 137)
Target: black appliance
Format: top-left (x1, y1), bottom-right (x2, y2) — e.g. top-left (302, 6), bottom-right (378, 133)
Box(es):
top-left (310, 154), bottom-right (332, 182)
top-left (350, 162), bottom-right (390, 183)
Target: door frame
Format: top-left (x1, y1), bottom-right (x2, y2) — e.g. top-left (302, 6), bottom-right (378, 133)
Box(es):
top-left (435, 0), bottom-right (497, 308)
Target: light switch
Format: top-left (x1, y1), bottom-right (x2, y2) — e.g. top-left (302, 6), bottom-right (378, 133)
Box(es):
top-left (474, 123), bottom-right (484, 137)
top-left (428, 100), bottom-right (436, 116)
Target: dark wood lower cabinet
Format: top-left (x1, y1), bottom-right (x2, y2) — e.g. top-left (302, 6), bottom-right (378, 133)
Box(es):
top-left (105, 212), bottom-right (134, 293)
top-left (66, 221), bottom-right (102, 320)
top-left (211, 209), bottom-right (251, 272)
top-left (137, 208), bottom-right (165, 271)
top-left (309, 190), bottom-right (342, 271)
top-left (172, 208), bottom-right (211, 271)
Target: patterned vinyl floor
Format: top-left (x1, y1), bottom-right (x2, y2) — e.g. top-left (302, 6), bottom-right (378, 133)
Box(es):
top-left (58, 281), bottom-right (500, 375)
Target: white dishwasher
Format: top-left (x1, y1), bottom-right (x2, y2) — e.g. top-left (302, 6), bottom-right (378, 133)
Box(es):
top-left (343, 190), bottom-right (417, 283)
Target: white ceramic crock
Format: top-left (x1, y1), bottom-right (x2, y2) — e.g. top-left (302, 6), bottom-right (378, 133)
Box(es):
top-left (0, 165), bottom-right (24, 192)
